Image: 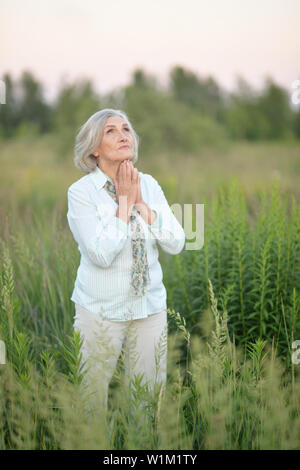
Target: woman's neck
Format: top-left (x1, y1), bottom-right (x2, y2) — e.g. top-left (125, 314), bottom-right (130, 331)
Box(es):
top-left (97, 160), bottom-right (121, 182)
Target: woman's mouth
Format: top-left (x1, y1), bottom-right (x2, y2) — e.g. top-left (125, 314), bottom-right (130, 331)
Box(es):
top-left (119, 145), bottom-right (129, 149)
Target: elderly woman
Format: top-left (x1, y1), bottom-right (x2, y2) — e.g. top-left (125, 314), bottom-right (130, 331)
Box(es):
top-left (67, 108), bottom-right (185, 419)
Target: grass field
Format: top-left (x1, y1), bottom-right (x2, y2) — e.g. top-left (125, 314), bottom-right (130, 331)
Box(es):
top-left (0, 136), bottom-right (300, 449)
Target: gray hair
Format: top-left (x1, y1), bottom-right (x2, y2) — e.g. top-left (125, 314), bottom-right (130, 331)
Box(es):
top-left (74, 108), bottom-right (139, 173)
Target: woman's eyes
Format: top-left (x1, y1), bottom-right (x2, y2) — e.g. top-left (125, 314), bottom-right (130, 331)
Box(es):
top-left (107, 128), bottom-right (130, 133)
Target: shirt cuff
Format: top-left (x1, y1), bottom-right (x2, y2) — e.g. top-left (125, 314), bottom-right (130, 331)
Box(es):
top-left (96, 214), bottom-right (129, 239)
top-left (111, 216), bottom-right (130, 236)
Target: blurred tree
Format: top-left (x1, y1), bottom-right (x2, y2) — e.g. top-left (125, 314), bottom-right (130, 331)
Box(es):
top-left (132, 68), bottom-right (158, 89)
top-left (52, 79), bottom-right (101, 158)
top-left (1, 67), bottom-right (298, 145)
top-left (122, 77), bottom-right (228, 157)
top-left (17, 70), bottom-right (52, 134)
top-left (169, 65), bottom-right (226, 122)
top-left (257, 77), bottom-right (295, 139)
top-left (224, 77), bottom-right (270, 140)
top-left (0, 73), bottom-right (19, 138)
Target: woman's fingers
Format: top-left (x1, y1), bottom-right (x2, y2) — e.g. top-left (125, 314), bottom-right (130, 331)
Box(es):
top-left (133, 167), bottom-right (138, 182)
top-left (128, 161), bottom-right (136, 176)
top-left (126, 161), bottom-right (131, 179)
top-left (116, 159), bottom-right (138, 187)
top-left (118, 160), bottom-right (128, 182)
top-left (123, 160), bottom-right (133, 182)
top-left (114, 160), bottom-right (140, 206)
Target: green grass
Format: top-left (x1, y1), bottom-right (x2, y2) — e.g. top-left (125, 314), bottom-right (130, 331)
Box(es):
top-left (0, 135), bottom-right (300, 449)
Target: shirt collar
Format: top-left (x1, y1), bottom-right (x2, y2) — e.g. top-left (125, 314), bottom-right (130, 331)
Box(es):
top-left (90, 165), bottom-right (114, 190)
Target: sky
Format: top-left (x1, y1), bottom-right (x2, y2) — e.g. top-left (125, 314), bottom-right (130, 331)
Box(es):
top-left (1, 0), bottom-right (299, 102)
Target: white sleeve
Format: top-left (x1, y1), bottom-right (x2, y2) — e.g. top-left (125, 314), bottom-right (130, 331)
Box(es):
top-left (146, 175), bottom-right (186, 255)
top-left (67, 186), bottom-right (129, 268)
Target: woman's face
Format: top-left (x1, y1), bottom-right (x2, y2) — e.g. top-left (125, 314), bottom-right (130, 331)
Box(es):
top-left (94, 115), bottom-right (134, 163)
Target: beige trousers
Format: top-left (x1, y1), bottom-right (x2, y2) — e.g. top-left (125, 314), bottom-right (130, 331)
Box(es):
top-left (73, 304), bottom-right (168, 419)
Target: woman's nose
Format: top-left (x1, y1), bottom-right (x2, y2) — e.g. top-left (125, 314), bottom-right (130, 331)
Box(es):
top-left (118, 131), bottom-right (128, 140)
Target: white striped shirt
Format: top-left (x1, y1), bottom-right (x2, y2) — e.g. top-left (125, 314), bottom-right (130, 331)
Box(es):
top-left (67, 165), bottom-right (186, 321)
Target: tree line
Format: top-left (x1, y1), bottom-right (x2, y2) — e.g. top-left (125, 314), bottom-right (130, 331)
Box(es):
top-left (0, 66), bottom-right (299, 157)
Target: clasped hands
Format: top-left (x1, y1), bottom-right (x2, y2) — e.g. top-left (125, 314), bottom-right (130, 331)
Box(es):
top-left (114, 159), bottom-right (157, 225)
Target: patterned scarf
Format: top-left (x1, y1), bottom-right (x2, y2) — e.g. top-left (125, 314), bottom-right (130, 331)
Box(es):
top-left (103, 179), bottom-right (150, 296)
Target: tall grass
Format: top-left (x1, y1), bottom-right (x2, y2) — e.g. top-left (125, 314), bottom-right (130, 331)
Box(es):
top-left (1, 266), bottom-right (299, 449)
top-left (0, 151), bottom-right (300, 448)
top-left (165, 178), bottom-right (300, 368)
